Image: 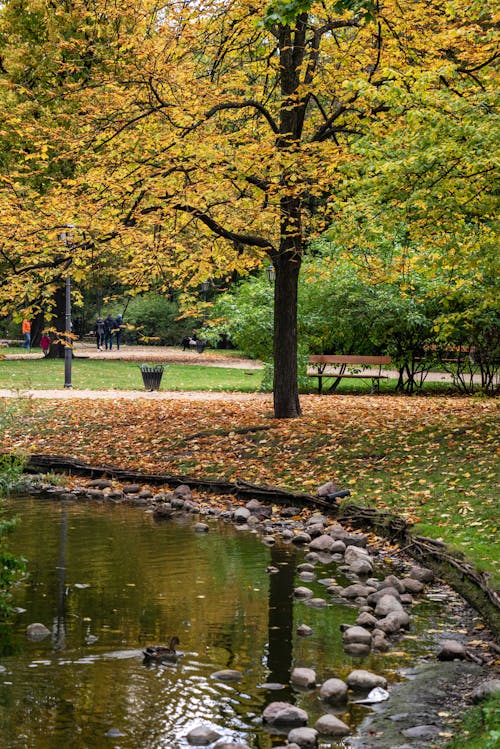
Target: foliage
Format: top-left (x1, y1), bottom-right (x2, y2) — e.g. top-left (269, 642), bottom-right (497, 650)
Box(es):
top-left (444, 696), bottom-right (500, 749)
top-left (0, 0), bottom-right (497, 416)
top-left (122, 295), bottom-right (198, 346)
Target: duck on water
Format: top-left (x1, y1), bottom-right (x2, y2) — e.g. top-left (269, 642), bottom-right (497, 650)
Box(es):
top-left (143, 636), bottom-right (180, 663)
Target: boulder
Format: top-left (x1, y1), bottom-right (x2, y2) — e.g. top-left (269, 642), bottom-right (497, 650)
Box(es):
top-left (233, 507), bottom-right (251, 523)
top-left (379, 575), bottom-right (405, 594)
top-left (316, 481), bottom-right (338, 497)
top-left (314, 714), bottom-right (350, 737)
top-left (262, 702), bottom-right (308, 727)
top-left (437, 640), bottom-right (467, 661)
top-left (471, 679), bottom-right (500, 703)
top-left (347, 669), bottom-right (387, 691)
top-left (292, 532), bottom-right (312, 545)
top-left (309, 534), bottom-right (334, 552)
top-left (291, 667), bottom-right (316, 689)
top-left (294, 586), bottom-right (313, 599)
top-left (356, 612), bottom-right (378, 629)
top-left (342, 626), bottom-right (372, 646)
top-left (186, 725), bottom-right (222, 745)
top-left (374, 594), bottom-right (405, 618)
top-left (341, 584), bottom-right (376, 599)
top-left (401, 577), bottom-right (425, 595)
top-left (297, 624), bottom-right (313, 637)
top-left (26, 623), bottom-right (50, 640)
top-left (173, 484), bottom-right (192, 500)
top-left (287, 727), bottom-right (318, 748)
top-left (409, 565), bottom-right (434, 583)
top-left (319, 678), bottom-right (348, 705)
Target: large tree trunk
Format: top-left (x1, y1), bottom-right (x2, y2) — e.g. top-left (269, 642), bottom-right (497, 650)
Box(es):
top-left (273, 249), bottom-right (301, 418)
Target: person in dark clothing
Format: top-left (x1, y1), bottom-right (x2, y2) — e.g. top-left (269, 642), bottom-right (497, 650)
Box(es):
top-left (115, 314), bottom-right (123, 350)
top-left (104, 314), bottom-right (116, 350)
top-left (95, 317), bottom-right (105, 350)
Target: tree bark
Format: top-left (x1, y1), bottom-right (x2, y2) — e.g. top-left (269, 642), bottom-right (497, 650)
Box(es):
top-left (46, 285), bottom-right (67, 359)
top-left (273, 249), bottom-right (302, 418)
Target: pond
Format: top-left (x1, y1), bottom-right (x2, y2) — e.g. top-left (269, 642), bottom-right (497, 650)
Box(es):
top-left (0, 496), bottom-right (458, 748)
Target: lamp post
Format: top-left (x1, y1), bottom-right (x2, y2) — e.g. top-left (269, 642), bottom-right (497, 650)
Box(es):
top-left (59, 226), bottom-right (75, 388)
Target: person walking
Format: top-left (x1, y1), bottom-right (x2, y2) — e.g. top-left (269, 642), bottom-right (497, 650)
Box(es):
top-left (22, 319), bottom-right (31, 350)
top-left (115, 314), bottom-right (123, 350)
top-left (40, 332), bottom-right (51, 357)
top-left (95, 317), bottom-right (105, 350)
top-left (104, 314), bottom-right (116, 350)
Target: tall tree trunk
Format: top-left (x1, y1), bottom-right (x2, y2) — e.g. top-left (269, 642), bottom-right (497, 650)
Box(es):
top-left (273, 249), bottom-right (302, 418)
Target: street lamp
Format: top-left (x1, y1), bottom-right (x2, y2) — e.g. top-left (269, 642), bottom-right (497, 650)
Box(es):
top-left (266, 264), bottom-right (276, 284)
top-left (59, 226), bottom-right (75, 388)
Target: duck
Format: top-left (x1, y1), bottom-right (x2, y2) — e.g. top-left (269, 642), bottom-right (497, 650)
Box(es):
top-left (143, 636), bottom-right (180, 662)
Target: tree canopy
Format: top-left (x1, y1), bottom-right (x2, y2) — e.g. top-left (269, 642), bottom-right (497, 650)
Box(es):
top-left (0, 0), bottom-right (498, 414)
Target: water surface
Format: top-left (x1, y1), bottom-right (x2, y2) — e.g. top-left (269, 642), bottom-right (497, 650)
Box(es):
top-left (0, 497), bottom-right (452, 748)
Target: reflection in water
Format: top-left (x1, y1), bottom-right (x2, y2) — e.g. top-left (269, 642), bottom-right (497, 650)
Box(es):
top-left (0, 497), bottom-right (455, 748)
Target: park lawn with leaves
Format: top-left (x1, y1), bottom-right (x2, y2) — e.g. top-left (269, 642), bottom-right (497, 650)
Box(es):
top-left (1, 393), bottom-right (498, 584)
top-left (0, 358), bottom-right (264, 392)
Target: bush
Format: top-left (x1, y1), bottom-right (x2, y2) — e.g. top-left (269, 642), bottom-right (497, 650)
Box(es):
top-left (119, 295), bottom-right (199, 346)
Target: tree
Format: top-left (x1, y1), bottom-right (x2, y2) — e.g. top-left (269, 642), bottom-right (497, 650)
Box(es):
top-left (1, 0), bottom-right (497, 415)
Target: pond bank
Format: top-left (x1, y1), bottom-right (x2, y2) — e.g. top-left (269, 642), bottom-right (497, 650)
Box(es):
top-left (14, 470), bottom-right (499, 749)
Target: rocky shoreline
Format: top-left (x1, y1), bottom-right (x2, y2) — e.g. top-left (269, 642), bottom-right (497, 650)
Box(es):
top-left (20, 474), bottom-right (499, 749)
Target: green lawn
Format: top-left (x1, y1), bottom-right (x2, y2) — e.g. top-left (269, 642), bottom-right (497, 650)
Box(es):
top-left (0, 358), bottom-right (264, 392)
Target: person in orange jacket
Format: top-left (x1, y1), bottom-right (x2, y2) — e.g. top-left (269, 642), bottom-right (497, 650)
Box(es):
top-left (22, 319), bottom-right (31, 350)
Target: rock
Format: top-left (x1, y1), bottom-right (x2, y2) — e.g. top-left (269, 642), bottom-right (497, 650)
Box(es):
top-left (280, 506), bottom-right (301, 517)
top-left (409, 565), bottom-right (434, 583)
top-left (349, 559), bottom-right (374, 576)
top-left (122, 484), bottom-right (141, 494)
top-left (194, 523), bottom-right (209, 533)
top-left (186, 725), bottom-right (222, 745)
top-left (330, 540), bottom-right (347, 554)
top-left (292, 532), bottom-right (312, 545)
top-left (212, 669), bottom-right (242, 681)
top-left (173, 484), bottom-right (192, 500)
top-left (347, 669), bottom-right (387, 691)
top-left (294, 586), bottom-right (313, 599)
top-left (262, 702), bottom-right (308, 727)
top-left (319, 678), bottom-right (348, 705)
top-left (471, 679), bottom-right (500, 703)
top-left (342, 626), bottom-right (372, 646)
top-left (305, 597), bottom-right (327, 608)
top-left (367, 587), bottom-right (401, 604)
top-left (374, 594), bottom-right (405, 617)
top-left (291, 667), bottom-right (316, 689)
top-left (356, 612), bottom-right (378, 628)
top-left (262, 535), bottom-right (276, 545)
top-left (314, 714), bottom-right (350, 737)
top-left (379, 575), bottom-right (405, 594)
top-left (401, 577), bottom-right (424, 594)
top-left (26, 623), bottom-right (50, 640)
top-left (88, 479), bottom-right (113, 489)
top-left (343, 534), bottom-right (368, 548)
top-left (213, 744), bottom-right (251, 749)
top-left (306, 523), bottom-right (324, 539)
top-left (138, 489), bottom-right (153, 499)
top-left (437, 640), bottom-right (467, 661)
top-left (341, 584), bottom-right (376, 599)
top-left (287, 727), bottom-right (318, 748)
top-left (376, 611), bottom-right (410, 633)
top-left (309, 534), bottom-right (334, 552)
top-left (316, 481), bottom-right (338, 497)
top-left (105, 728), bottom-right (125, 737)
top-left (326, 524), bottom-right (347, 539)
top-left (344, 643), bottom-right (371, 656)
top-left (297, 624), bottom-right (313, 637)
top-left (299, 570), bottom-right (316, 582)
top-left (401, 724), bottom-right (441, 739)
top-left (298, 562), bottom-right (316, 572)
top-left (234, 507), bottom-right (251, 523)
top-left (344, 546), bottom-right (372, 568)
top-left (372, 633), bottom-right (390, 651)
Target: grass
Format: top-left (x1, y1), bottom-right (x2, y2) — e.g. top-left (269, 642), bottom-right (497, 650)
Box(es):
top-left (0, 358), bottom-right (264, 392)
top-left (443, 696), bottom-right (500, 749)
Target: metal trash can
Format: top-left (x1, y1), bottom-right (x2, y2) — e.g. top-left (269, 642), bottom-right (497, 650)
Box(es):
top-left (140, 364), bottom-right (164, 391)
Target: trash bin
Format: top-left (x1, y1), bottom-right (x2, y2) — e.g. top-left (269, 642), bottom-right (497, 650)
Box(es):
top-left (140, 364), bottom-right (164, 391)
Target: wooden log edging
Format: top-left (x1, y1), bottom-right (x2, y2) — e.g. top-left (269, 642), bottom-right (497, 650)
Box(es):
top-left (22, 453), bottom-right (499, 637)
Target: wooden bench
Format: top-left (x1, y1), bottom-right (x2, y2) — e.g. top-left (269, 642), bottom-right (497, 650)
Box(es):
top-left (308, 355), bottom-right (392, 394)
